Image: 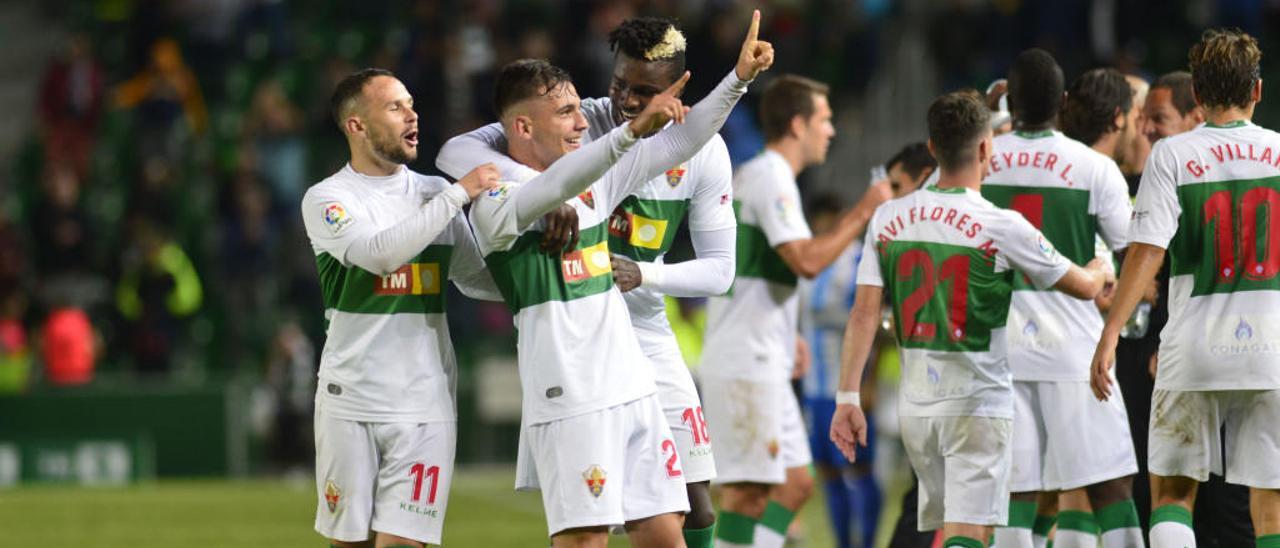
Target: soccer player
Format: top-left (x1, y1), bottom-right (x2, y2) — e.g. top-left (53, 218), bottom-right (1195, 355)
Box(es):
top-left (799, 143), bottom-right (935, 548)
top-left (1141, 71), bottom-right (1204, 145)
top-left (1092, 28), bottom-right (1280, 548)
top-left (301, 68), bottom-right (506, 548)
top-left (463, 14), bottom-right (774, 547)
top-left (831, 90), bottom-right (1112, 548)
top-left (436, 17), bottom-right (739, 546)
top-left (699, 74), bottom-right (891, 548)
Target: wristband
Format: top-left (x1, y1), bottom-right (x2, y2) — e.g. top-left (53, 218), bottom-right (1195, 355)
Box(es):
top-left (835, 391), bottom-right (861, 407)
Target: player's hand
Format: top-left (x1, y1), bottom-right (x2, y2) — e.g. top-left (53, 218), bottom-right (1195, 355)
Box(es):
top-left (610, 254), bottom-right (642, 292)
top-left (1090, 330), bottom-right (1119, 401)
top-left (1086, 257), bottom-right (1117, 286)
top-left (854, 180), bottom-right (893, 217)
top-left (458, 163), bottom-right (501, 199)
top-left (540, 204), bottom-right (580, 254)
top-left (735, 10), bottom-right (774, 81)
top-left (627, 71), bottom-right (691, 138)
top-left (830, 403), bottom-right (868, 462)
top-left (1148, 351), bottom-right (1159, 379)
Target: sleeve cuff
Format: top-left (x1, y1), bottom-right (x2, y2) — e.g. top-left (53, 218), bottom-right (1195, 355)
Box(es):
top-left (636, 261), bottom-right (663, 289)
top-left (440, 183), bottom-right (472, 207)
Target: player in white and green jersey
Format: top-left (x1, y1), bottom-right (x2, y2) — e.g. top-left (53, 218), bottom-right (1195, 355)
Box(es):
top-left (436, 18), bottom-right (736, 546)
top-left (832, 91), bottom-right (1111, 548)
top-left (301, 68), bottom-right (506, 548)
top-left (463, 18), bottom-right (772, 546)
top-left (983, 52), bottom-right (1143, 548)
top-left (1093, 29), bottom-right (1280, 548)
top-left (699, 74), bottom-right (891, 548)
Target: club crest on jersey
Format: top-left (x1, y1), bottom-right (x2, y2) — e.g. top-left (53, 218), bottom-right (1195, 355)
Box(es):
top-left (583, 465), bottom-right (607, 498)
top-left (324, 480), bottom-right (342, 512)
top-left (665, 163), bottom-right (688, 187)
top-left (375, 263), bottom-right (441, 295)
top-left (577, 189), bottom-right (595, 209)
top-left (766, 439), bottom-right (780, 459)
top-left (323, 202), bottom-right (354, 235)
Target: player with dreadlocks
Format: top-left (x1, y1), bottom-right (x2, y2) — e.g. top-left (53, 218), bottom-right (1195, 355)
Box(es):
top-left (437, 15), bottom-right (757, 548)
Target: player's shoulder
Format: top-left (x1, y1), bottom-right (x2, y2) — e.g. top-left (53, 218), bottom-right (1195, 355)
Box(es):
top-left (408, 169), bottom-right (452, 194)
top-left (303, 167), bottom-right (359, 206)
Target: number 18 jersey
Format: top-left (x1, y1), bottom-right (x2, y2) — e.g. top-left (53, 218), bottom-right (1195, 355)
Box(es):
top-left (858, 185), bottom-right (1070, 418)
top-left (1131, 120), bottom-right (1280, 391)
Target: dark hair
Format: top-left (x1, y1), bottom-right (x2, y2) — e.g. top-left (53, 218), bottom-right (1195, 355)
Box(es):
top-left (927, 90), bottom-right (991, 171)
top-left (493, 59), bottom-right (573, 119)
top-left (608, 17), bottom-right (686, 77)
top-left (1007, 48), bottom-right (1064, 127)
top-left (330, 67), bottom-right (396, 130)
top-left (885, 142), bottom-right (937, 181)
top-left (1061, 68), bottom-right (1133, 146)
top-left (760, 75), bottom-right (831, 142)
top-left (1151, 71), bottom-right (1198, 115)
top-left (1189, 28), bottom-right (1261, 110)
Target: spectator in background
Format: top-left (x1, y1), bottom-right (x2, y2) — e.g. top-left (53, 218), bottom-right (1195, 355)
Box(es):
top-left (114, 215), bottom-right (202, 375)
top-left (41, 308), bottom-right (96, 386)
top-left (114, 38), bottom-right (208, 162)
top-left (30, 164), bottom-right (91, 279)
top-left (245, 78), bottom-right (307, 209)
top-left (37, 32), bottom-right (106, 179)
top-left (218, 169), bottom-right (278, 367)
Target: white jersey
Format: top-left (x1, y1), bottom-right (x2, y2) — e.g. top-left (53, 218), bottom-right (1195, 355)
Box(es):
top-left (981, 130), bottom-right (1132, 381)
top-left (301, 165), bottom-right (494, 423)
top-left (1130, 120), bottom-right (1280, 391)
top-left (702, 150), bottom-right (813, 382)
top-left (858, 184), bottom-right (1071, 418)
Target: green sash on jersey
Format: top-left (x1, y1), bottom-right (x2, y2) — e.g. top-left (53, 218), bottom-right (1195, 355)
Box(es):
top-left (316, 245), bottom-right (453, 315)
top-left (733, 201), bottom-right (797, 287)
top-left (880, 240), bottom-right (1013, 352)
top-left (608, 196), bottom-right (690, 262)
top-left (1170, 175), bottom-right (1280, 296)
top-left (982, 185), bottom-right (1096, 289)
top-left (486, 222), bottom-right (616, 312)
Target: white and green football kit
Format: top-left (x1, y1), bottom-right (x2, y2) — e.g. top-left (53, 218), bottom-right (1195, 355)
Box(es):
top-left (701, 149), bottom-right (814, 484)
top-left (982, 130), bottom-right (1138, 492)
top-left (301, 165), bottom-right (500, 544)
top-left (438, 98), bottom-right (736, 485)
top-left (858, 184), bottom-right (1070, 530)
top-left (1130, 120), bottom-right (1280, 488)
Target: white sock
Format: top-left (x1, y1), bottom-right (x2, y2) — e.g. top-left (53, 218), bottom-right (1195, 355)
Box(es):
top-left (1149, 520), bottom-right (1196, 548)
top-left (995, 527), bottom-right (1036, 548)
top-left (1054, 528), bottom-right (1099, 548)
top-left (752, 523), bottom-right (786, 548)
top-left (1032, 533), bottom-right (1049, 548)
top-left (1101, 526), bottom-right (1146, 548)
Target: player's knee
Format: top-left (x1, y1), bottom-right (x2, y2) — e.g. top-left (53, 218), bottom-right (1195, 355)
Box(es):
top-left (720, 483), bottom-right (770, 515)
top-left (1151, 474), bottom-right (1197, 505)
top-left (786, 467), bottom-right (816, 502)
top-left (684, 482), bottom-right (716, 529)
top-left (1086, 476), bottom-right (1134, 508)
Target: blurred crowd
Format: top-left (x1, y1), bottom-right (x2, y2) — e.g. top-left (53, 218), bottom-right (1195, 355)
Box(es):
top-left (1, 0), bottom-right (1278, 470)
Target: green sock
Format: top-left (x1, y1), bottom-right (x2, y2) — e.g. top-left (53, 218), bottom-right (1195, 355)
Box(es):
top-left (715, 510), bottom-right (757, 544)
top-left (1096, 499), bottom-right (1141, 532)
top-left (1009, 499), bottom-right (1039, 529)
top-left (1258, 534), bottom-right (1280, 548)
top-left (1033, 513), bottom-right (1057, 537)
top-left (683, 524), bottom-right (715, 548)
top-left (1150, 503), bottom-right (1193, 527)
top-left (943, 535), bottom-right (984, 548)
top-left (1057, 510), bottom-right (1100, 535)
top-left (759, 500), bottom-right (796, 535)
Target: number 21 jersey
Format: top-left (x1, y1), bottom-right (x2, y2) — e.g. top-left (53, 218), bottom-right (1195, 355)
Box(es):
top-left (858, 185), bottom-right (1070, 418)
top-left (1131, 120), bottom-right (1280, 391)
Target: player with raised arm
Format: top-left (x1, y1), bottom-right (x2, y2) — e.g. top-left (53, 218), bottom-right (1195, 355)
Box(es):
top-left (1091, 29), bottom-right (1280, 548)
top-left (302, 68), bottom-right (506, 548)
top-left (435, 17), bottom-right (741, 547)
top-left (831, 90), bottom-right (1113, 548)
top-left (982, 52), bottom-right (1143, 548)
top-left (461, 13), bottom-right (773, 547)
top-left (698, 74), bottom-right (891, 548)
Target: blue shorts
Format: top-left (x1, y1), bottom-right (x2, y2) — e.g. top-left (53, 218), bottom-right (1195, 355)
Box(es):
top-left (804, 397), bottom-right (875, 468)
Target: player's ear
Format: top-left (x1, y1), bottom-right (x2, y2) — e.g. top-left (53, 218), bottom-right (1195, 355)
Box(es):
top-left (1113, 106), bottom-right (1126, 131)
top-left (926, 139), bottom-right (937, 161)
top-left (1254, 78), bottom-right (1263, 104)
top-left (512, 115), bottom-right (534, 139)
top-left (789, 114), bottom-right (807, 139)
top-left (344, 115), bottom-right (363, 137)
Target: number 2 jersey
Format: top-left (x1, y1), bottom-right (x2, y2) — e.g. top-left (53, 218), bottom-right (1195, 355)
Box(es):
top-left (1130, 120), bottom-right (1280, 391)
top-left (858, 185), bottom-right (1071, 418)
top-left (982, 130), bottom-right (1132, 381)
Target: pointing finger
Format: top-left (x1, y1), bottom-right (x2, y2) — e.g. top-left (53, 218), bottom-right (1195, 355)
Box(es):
top-left (665, 71), bottom-right (691, 97)
top-left (744, 9), bottom-right (760, 44)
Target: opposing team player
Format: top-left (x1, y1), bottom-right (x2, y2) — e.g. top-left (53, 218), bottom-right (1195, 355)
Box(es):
top-left (831, 90), bottom-right (1112, 548)
top-left (983, 53), bottom-right (1143, 548)
top-left (461, 14), bottom-right (774, 546)
top-left (1092, 28), bottom-right (1280, 548)
top-left (437, 17), bottom-right (737, 547)
top-left (302, 68), bottom-right (506, 547)
top-left (699, 74), bottom-right (891, 548)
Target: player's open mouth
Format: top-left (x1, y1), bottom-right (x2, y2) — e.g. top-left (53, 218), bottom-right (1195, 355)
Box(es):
top-left (619, 110), bottom-right (640, 121)
top-left (403, 130), bottom-right (418, 147)
top-left (565, 136), bottom-right (582, 149)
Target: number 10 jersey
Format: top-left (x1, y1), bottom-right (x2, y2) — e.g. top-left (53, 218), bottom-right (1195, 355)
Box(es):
top-left (1131, 120), bottom-right (1280, 391)
top-left (858, 185), bottom-right (1070, 418)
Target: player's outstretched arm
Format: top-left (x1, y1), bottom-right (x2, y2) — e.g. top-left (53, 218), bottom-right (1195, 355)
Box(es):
top-left (436, 122), bottom-right (542, 183)
top-left (1090, 242), bottom-right (1166, 400)
top-left (776, 182), bottom-right (892, 279)
top-left (830, 284), bottom-right (883, 462)
top-left (611, 227), bottom-right (735, 294)
top-left (1051, 257), bottom-right (1113, 301)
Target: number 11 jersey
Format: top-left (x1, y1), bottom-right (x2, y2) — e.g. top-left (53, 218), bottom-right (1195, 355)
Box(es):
top-left (858, 185), bottom-right (1071, 418)
top-left (1131, 120), bottom-right (1280, 391)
